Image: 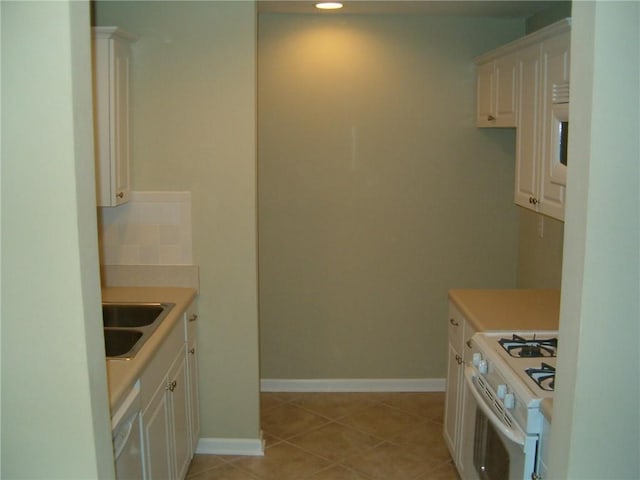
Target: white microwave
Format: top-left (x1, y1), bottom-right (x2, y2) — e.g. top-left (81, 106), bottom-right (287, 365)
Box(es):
top-left (549, 82), bottom-right (569, 186)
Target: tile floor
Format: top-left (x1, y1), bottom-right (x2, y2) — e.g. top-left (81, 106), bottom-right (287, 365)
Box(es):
top-left (186, 392), bottom-right (459, 480)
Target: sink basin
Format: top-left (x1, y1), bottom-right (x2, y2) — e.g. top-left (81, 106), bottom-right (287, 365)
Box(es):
top-left (104, 329), bottom-right (143, 357)
top-left (103, 302), bottom-right (175, 359)
top-left (103, 303), bottom-right (166, 328)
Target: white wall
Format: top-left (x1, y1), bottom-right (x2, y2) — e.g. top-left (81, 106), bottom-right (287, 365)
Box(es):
top-left (258, 14), bottom-right (523, 380)
top-left (550, 2), bottom-right (640, 478)
top-left (94, 1), bottom-right (260, 441)
top-left (1, 1), bottom-right (113, 477)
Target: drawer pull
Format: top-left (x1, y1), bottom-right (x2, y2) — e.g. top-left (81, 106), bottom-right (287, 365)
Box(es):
top-left (449, 318), bottom-right (459, 327)
top-left (466, 340), bottom-right (472, 349)
top-left (189, 314), bottom-right (199, 322)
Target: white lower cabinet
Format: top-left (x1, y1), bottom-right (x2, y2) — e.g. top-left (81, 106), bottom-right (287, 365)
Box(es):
top-left (185, 303), bottom-right (200, 454)
top-left (141, 301), bottom-right (199, 480)
top-left (443, 302), bottom-right (476, 476)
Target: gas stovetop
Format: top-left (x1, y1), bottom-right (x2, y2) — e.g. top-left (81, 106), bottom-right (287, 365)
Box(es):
top-left (475, 331), bottom-right (558, 401)
top-left (471, 331), bottom-right (558, 434)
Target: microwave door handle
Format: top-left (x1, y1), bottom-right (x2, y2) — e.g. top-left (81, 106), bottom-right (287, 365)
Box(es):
top-left (464, 366), bottom-right (526, 446)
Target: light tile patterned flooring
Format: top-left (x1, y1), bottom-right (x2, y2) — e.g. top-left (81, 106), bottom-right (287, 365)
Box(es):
top-left (186, 392), bottom-right (459, 480)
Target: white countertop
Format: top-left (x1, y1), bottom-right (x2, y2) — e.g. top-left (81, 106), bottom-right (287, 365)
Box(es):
top-left (103, 286), bottom-right (197, 412)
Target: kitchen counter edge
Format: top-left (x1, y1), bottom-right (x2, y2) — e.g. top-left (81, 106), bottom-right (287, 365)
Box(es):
top-left (103, 286), bottom-right (198, 412)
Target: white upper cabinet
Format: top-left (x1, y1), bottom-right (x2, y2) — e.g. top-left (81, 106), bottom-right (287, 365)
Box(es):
top-left (475, 52), bottom-right (519, 127)
top-left (92, 27), bottom-right (136, 207)
top-left (477, 19), bottom-right (571, 221)
top-left (538, 30), bottom-right (571, 220)
top-left (514, 43), bottom-right (543, 212)
top-left (515, 25), bottom-right (570, 221)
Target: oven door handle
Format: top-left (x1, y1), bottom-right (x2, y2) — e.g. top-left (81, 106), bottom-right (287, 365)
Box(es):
top-left (464, 366), bottom-right (526, 446)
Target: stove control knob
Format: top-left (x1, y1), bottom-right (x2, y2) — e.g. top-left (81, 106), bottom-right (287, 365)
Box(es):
top-left (472, 353), bottom-right (482, 367)
top-left (497, 384), bottom-right (507, 399)
top-left (504, 393), bottom-right (515, 409)
top-left (478, 360), bottom-right (488, 375)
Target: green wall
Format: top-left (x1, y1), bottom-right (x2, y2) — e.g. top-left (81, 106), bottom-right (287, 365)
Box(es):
top-left (94, 1), bottom-right (260, 440)
top-left (526, 1), bottom-right (572, 33)
top-left (258, 14), bottom-right (524, 380)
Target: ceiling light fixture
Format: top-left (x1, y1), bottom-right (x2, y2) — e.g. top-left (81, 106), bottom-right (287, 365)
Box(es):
top-left (315, 2), bottom-right (343, 10)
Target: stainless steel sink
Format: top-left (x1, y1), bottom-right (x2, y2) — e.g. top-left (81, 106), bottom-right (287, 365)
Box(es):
top-left (104, 329), bottom-right (144, 357)
top-left (103, 303), bottom-right (166, 327)
top-left (103, 302), bottom-right (175, 359)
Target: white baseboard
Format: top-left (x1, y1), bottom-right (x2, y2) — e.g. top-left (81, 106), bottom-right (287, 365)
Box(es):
top-left (260, 378), bottom-right (446, 392)
top-left (196, 433), bottom-right (265, 456)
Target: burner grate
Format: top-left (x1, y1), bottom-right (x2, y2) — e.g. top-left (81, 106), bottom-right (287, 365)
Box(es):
top-left (498, 334), bottom-right (557, 358)
top-left (525, 362), bottom-right (556, 391)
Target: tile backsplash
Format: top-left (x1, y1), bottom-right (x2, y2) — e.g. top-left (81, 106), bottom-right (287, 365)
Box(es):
top-left (98, 191), bottom-right (193, 265)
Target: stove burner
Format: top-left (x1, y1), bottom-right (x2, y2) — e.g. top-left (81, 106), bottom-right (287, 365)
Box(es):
top-left (498, 334), bottom-right (557, 358)
top-left (525, 362), bottom-right (556, 391)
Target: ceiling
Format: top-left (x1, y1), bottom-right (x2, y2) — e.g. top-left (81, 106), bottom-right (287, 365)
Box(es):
top-left (257, 1), bottom-right (567, 17)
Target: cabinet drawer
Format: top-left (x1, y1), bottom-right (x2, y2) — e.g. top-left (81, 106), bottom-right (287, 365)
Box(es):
top-left (183, 302), bottom-right (199, 343)
top-left (462, 321), bottom-right (476, 362)
top-left (448, 303), bottom-right (466, 350)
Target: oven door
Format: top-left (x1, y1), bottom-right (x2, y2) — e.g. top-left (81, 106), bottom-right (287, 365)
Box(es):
top-left (461, 366), bottom-right (538, 480)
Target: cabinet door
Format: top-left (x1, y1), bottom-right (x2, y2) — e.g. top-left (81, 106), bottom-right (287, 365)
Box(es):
top-left (476, 61), bottom-right (495, 127)
top-left (444, 303), bottom-right (465, 458)
top-left (455, 320), bottom-right (477, 476)
top-left (515, 43), bottom-right (542, 210)
top-left (112, 36), bottom-right (131, 206)
top-left (494, 53), bottom-right (518, 127)
top-left (93, 28), bottom-right (132, 207)
top-left (169, 346), bottom-right (191, 480)
top-left (443, 341), bottom-right (461, 457)
top-left (183, 302), bottom-right (200, 456)
top-left (538, 32), bottom-right (570, 221)
top-left (187, 336), bottom-right (200, 455)
top-left (142, 383), bottom-right (173, 480)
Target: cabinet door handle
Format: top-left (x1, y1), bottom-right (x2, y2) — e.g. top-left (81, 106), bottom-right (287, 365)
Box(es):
top-left (487, 114), bottom-right (496, 121)
top-left (167, 380), bottom-right (177, 392)
top-left (466, 340), bottom-right (472, 349)
top-left (529, 196), bottom-right (539, 205)
top-left (189, 314), bottom-right (199, 322)
top-left (116, 192), bottom-right (124, 199)
top-left (449, 318), bottom-right (459, 327)
top-left (189, 348), bottom-right (196, 355)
